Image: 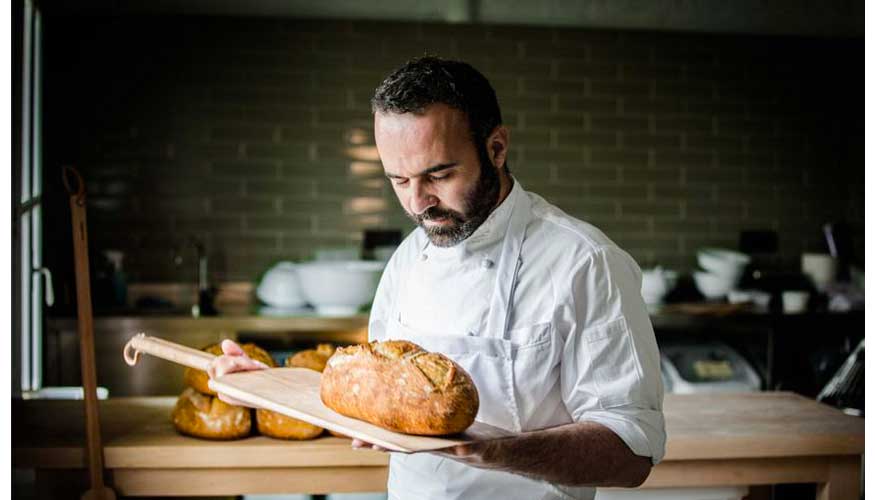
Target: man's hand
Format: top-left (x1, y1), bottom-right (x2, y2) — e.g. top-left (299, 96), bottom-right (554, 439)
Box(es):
top-left (206, 339), bottom-right (270, 407)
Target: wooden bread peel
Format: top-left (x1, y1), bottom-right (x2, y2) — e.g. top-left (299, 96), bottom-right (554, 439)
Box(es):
top-left (123, 334), bottom-right (515, 452)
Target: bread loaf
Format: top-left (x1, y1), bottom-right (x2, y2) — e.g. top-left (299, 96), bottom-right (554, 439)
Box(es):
top-left (255, 408), bottom-right (324, 440)
top-left (171, 387), bottom-right (251, 440)
top-left (284, 343), bottom-right (336, 372)
top-left (184, 342), bottom-right (276, 396)
top-left (320, 340), bottom-right (479, 435)
top-left (257, 343), bottom-right (336, 440)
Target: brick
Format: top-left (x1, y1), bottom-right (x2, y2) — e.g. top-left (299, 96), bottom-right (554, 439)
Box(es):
top-left (555, 96), bottom-right (618, 113)
top-left (555, 61), bottom-right (619, 80)
top-left (621, 63), bottom-right (683, 80)
top-left (590, 149), bottom-right (648, 165)
top-left (653, 151), bottom-right (712, 168)
top-left (650, 183), bottom-right (719, 201)
top-left (246, 144), bottom-right (311, 161)
top-left (623, 166), bottom-right (683, 184)
top-left (211, 196), bottom-right (277, 214)
top-left (589, 44), bottom-right (651, 64)
top-left (510, 129), bottom-right (552, 148)
top-left (591, 80), bottom-right (650, 97)
top-left (588, 184), bottom-right (649, 200)
top-left (211, 125), bottom-right (277, 143)
top-left (652, 217), bottom-right (711, 235)
top-left (623, 133), bottom-right (681, 149)
top-left (526, 111), bottom-right (585, 130)
top-left (557, 131), bottom-right (617, 148)
top-left (152, 179), bottom-right (243, 197)
top-left (522, 78), bottom-right (585, 96)
top-left (212, 160), bottom-right (279, 178)
top-left (523, 41), bottom-right (586, 60)
top-left (686, 165), bottom-right (747, 184)
top-left (591, 116), bottom-right (649, 132)
top-left (499, 95), bottom-right (552, 112)
top-left (621, 200), bottom-right (681, 217)
top-left (174, 215), bottom-right (245, 233)
top-left (488, 58), bottom-right (553, 78)
top-left (685, 134), bottom-right (745, 152)
top-left (555, 164), bottom-right (619, 183)
top-left (654, 116), bottom-right (713, 134)
top-left (247, 179), bottom-right (315, 197)
top-left (622, 97), bottom-right (684, 114)
top-left (247, 214), bottom-right (312, 232)
top-left (524, 148), bottom-right (583, 163)
top-left (653, 81), bottom-right (714, 99)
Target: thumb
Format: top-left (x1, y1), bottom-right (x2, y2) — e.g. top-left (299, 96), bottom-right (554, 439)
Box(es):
top-left (221, 339), bottom-right (245, 356)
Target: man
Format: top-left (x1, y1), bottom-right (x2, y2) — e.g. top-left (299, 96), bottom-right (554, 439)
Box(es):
top-left (210, 57), bottom-right (665, 500)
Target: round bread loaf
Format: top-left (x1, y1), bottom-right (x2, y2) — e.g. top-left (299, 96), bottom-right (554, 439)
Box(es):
top-left (255, 408), bottom-right (324, 440)
top-left (320, 340), bottom-right (479, 435)
top-left (284, 343), bottom-right (336, 372)
top-left (171, 387), bottom-right (251, 440)
top-left (184, 342), bottom-right (276, 396)
top-left (257, 343), bottom-right (336, 440)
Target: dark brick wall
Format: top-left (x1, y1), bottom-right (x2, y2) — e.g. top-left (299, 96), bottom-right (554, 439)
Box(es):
top-left (43, 15), bottom-right (862, 284)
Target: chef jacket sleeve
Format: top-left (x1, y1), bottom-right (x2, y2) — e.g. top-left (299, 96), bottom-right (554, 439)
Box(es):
top-left (560, 246), bottom-right (667, 465)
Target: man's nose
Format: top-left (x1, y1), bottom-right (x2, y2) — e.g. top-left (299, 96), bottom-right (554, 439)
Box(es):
top-left (409, 181), bottom-right (438, 215)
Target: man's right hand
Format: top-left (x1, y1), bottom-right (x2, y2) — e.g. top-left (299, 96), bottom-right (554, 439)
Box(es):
top-left (206, 339), bottom-right (270, 407)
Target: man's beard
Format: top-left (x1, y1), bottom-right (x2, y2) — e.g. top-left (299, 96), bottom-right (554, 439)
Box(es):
top-left (408, 149), bottom-right (502, 248)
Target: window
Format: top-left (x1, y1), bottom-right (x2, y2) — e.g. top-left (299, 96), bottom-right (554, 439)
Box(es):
top-left (15, 0), bottom-right (49, 395)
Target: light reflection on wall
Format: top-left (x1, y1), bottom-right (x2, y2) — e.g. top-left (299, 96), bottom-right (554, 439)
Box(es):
top-left (345, 196), bottom-right (387, 214)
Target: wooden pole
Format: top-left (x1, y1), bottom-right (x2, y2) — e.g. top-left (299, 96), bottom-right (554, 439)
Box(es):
top-left (63, 166), bottom-right (116, 500)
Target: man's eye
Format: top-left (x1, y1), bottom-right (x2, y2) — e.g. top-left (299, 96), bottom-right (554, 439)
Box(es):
top-left (429, 173), bottom-right (449, 181)
top-left (391, 178), bottom-right (409, 186)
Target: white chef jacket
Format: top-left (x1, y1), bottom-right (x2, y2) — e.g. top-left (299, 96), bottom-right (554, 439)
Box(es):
top-left (368, 179), bottom-right (665, 500)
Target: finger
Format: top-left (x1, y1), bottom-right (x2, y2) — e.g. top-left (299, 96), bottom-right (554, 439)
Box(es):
top-left (212, 355), bottom-right (267, 378)
top-left (221, 339), bottom-right (245, 356)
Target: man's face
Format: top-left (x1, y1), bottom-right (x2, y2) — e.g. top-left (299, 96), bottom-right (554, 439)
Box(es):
top-left (375, 104), bottom-right (500, 247)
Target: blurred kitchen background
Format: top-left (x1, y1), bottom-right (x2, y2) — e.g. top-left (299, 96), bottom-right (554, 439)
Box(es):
top-left (12, 1), bottom-right (864, 499)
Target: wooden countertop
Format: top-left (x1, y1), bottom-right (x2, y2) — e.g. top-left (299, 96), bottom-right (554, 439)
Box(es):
top-left (13, 392), bottom-right (863, 469)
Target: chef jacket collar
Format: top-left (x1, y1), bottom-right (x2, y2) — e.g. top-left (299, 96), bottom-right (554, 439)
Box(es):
top-left (421, 177), bottom-right (524, 262)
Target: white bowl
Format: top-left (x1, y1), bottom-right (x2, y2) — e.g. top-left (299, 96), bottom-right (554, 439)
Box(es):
top-left (296, 260), bottom-right (385, 316)
top-left (257, 262), bottom-right (306, 308)
top-left (693, 271), bottom-right (735, 299)
top-left (697, 248), bottom-right (750, 285)
top-left (641, 267), bottom-right (678, 305)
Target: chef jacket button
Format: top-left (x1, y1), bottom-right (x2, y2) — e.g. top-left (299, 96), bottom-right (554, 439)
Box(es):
top-left (481, 259), bottom-right (494, 269)
top-left (420, 253), bottom-right (428, 261)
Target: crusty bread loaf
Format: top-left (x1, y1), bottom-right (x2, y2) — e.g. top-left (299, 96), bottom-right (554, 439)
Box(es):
top-left (320, 340), bottom-right (479, 435)
top-left (255, 408), bottom-right (324, 440)
top-left (171, 387), bottom-right (251, 440)
top-left (257, 343), bottom-right (336, 440)
top-left (184, 342), bottom-right (276, 396)
top-left (285, 343), bottom-right (336, 372)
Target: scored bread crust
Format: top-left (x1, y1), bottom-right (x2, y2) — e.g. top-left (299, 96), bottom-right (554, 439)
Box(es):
top-left (320, 340), bottom-right (479, 435)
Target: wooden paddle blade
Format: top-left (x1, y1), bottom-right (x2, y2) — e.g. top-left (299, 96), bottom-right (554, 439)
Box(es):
top-left (211, 367), bottom-right (515, 453)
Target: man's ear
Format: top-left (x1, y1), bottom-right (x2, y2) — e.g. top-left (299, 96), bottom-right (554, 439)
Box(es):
top-left (488, 126), bottom-right (510, 169)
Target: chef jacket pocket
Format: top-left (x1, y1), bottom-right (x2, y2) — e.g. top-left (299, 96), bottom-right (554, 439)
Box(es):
top-left (583, 316), bottom-right (643, 409)
top-left (506, 321), bottom-right (552, 351)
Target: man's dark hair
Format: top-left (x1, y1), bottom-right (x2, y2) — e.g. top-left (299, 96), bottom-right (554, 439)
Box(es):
top-left (371, 56), bottom-right (509, 173)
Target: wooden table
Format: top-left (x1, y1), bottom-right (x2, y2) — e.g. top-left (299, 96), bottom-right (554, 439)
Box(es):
top-left (13, 392), bottom-right (863, 499)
